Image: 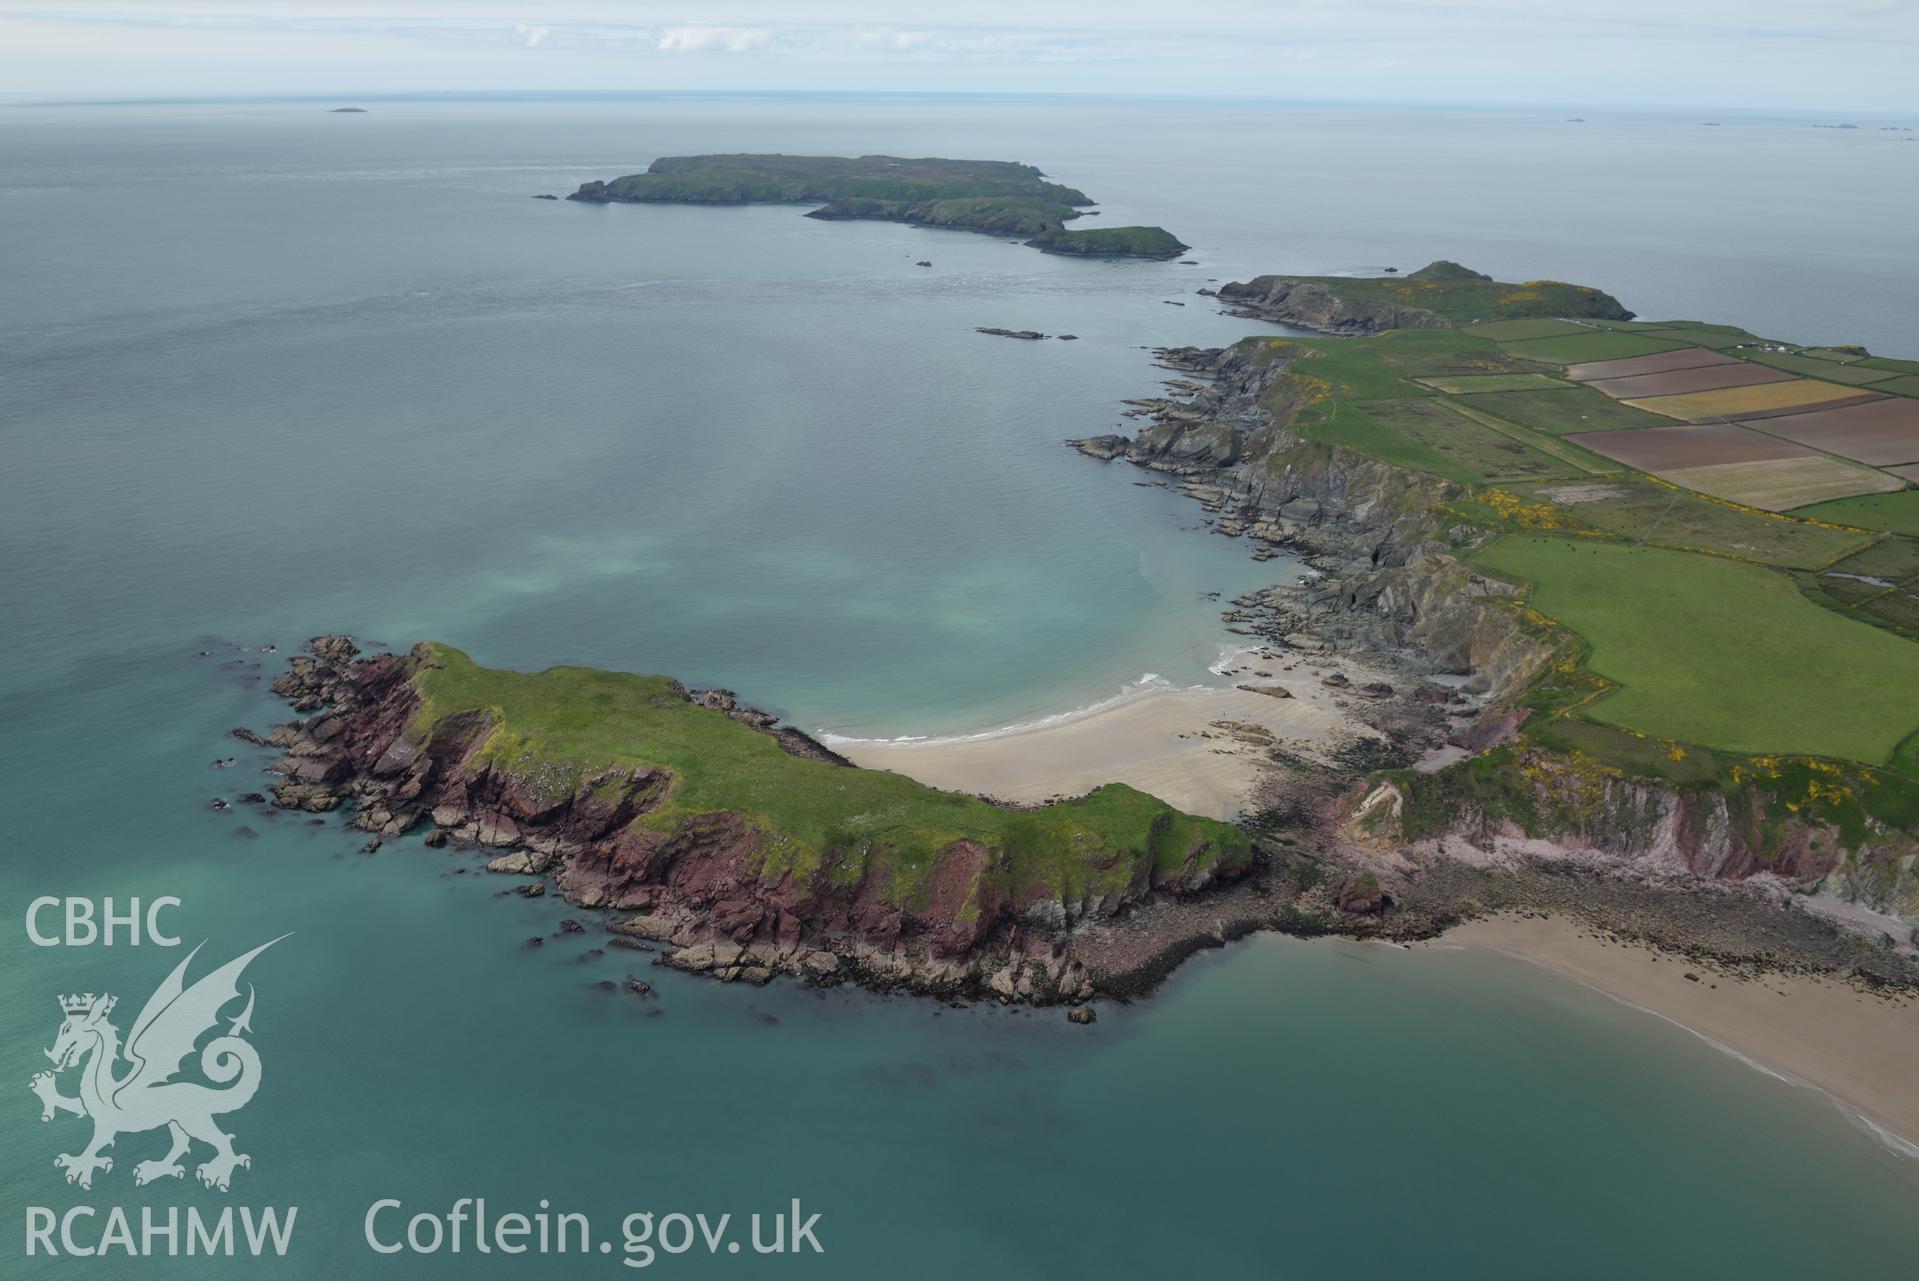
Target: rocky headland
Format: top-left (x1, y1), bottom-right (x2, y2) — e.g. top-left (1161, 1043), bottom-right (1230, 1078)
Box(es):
top-left (1200, 260), bottom-right (1635, 334)
top-left (1066, 331), bottom-right (1919, 990)
top-left (242, 637), bottom-right (1292, 1005)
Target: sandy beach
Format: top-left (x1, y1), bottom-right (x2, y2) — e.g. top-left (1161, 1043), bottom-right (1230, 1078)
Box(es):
top-left (836, 654), bottom-right (1392, 819)
top-left (838, 639), bottom-right (1919, 1153)
top-left (1447, 914), bottom-right (1919, 1154)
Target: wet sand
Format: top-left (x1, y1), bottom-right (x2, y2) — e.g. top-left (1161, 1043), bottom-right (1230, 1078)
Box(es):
top-left (1448, 914), bottom-right (1919, 1153)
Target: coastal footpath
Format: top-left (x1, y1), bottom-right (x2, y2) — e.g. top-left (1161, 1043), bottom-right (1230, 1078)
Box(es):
top-left (566, 153), bottom-right (1188, 259)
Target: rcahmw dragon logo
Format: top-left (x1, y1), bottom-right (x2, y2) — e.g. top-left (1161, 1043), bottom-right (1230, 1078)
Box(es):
top-left (28, 936), bottom-right (288, 1191)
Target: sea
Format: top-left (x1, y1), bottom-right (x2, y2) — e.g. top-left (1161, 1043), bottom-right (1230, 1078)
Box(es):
top-left (3, 94), bottom-right (1917, 1278)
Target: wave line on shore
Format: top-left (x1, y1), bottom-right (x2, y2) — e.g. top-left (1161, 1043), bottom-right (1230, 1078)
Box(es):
top-left (815, 670), bottom-right (1221, 748)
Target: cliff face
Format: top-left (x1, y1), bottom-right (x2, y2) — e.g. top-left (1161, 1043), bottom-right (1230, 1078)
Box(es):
top-left (1361, 749), bottom-right (1919, 927)
top-left (254, 638), bottom-right (1253, 1001)
top-left (1078, 342), bottom-right (1555, 697)
top-left (1209, 277), bottom-right (1448, 336)
top-left (1075, 340), bottom-right (1919, 930)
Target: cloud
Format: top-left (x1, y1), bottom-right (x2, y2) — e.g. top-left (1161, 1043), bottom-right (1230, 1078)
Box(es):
top-left (0, 1), bottom-right (1913, 106)
top-left (656, 24), bottom-right (773, 54)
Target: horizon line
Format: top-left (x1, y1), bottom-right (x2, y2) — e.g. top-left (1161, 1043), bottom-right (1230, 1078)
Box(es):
top-left (4, 88), bottom-right (1914, 118)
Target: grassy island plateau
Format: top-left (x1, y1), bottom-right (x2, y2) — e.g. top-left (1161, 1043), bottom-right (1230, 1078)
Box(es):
top-left (567, 153), bottom-right (1189, 258)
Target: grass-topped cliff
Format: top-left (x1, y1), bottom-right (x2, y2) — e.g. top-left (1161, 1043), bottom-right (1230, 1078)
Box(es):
top-left (568, 153), bottom-right (1187, 258)
top-left (407, 643), bottom-right (1246, 903)
top-left (1212, 261), bottom-right (1634, 334)
top-left (262, 635), bottom-right (1253, 987)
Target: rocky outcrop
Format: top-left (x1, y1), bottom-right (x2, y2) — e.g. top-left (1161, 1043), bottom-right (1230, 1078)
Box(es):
top-left (1201, 262), bottom-right (1633, 335)
top-left (246, 637), bottom-right (1259, 1003)
top-left (1073, 342), bottom-right (1554, 697)
top-left (1209, 277), bottom-right (1447, 336)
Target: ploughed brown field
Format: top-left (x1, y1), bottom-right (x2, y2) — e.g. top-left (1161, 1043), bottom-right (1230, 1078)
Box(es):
top-left (1584, 362), bottom-right (1795, 400)
top-left (1566, 347), bottom-right (1738, 382)
top-left (1891, 462), bottom-right (1919, 483)
top-left (1566, 423), bottom-right (1819, 471)
top-left (1723, 392), bottom-right (1890, 422)
top-left (1745, 398), bottom-right (1919, 466)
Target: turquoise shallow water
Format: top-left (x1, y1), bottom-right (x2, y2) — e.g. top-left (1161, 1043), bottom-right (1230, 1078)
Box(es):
top-left (3, 96), bottom-right (1918, 1277)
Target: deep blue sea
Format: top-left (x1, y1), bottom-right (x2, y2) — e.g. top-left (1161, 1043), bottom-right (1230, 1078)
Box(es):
top-left (3, 95), bottom-right (1917, 1277)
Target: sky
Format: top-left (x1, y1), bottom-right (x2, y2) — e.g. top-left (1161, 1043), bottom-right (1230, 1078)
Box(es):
top-left (1, 1), bottom-right (1915, 112)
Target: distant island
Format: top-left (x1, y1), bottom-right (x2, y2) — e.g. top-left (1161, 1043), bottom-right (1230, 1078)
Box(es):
top-left (566, 154), bottom-right (1188, 259)
top-left (328, 107), bottom-right (367, 113)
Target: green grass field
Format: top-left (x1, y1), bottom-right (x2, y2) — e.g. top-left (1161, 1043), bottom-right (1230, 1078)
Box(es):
top-left (1499, 332), bottom-right (1688, 365)
top-left (1471, 538), bottom-right (1919, 762)
top-left (1812, 538), bottom-right (1919, 639)
top-left (1457, 386), bottom-right (1675, 435)
top-left (1441, 399), bottom-right (1612, 473)
top-left (1417, 373), bottom-right (1570, 393)
top-left (1859, 356), bottom-right (1919, 376)
top-left (1280, 327), bottom-right (1550, 395)
top-left (1636, 325), bottom-right (1757, 349)
top-left (1276, 331), bottom-right (1713, 484)
top-left (409, 645), bottom-right (1248, 903)
top-left (1493, 475), bottom-right (1872, 568)
top-left (1462, 319), bottom-right (1594, 342)
top-left (1303, 397), bottom-right (1569, 485)
top-left (1875, 375), bottom-right (1919, 399)
top-left (1793, 491), bottom-right (1919, 537)
top-left (1741, 351), bottom-right (1898, 384)
top-left (1823, 535), bottom-right (1919, 583)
